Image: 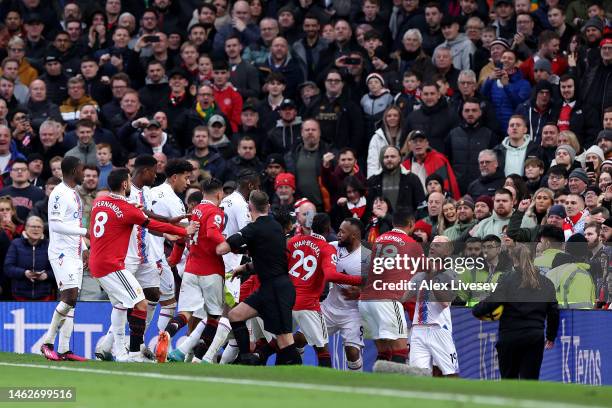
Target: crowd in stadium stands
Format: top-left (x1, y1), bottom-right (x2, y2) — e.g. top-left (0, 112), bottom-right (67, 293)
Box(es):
top-left (0, 0), bottom-right (611, 309)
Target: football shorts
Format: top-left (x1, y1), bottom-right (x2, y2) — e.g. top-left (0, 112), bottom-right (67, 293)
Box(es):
top-left (96, 270), bottom-right (146, 308)
top-left (292, 310), bottom-right (328, 348)
top-left (321, 304), bottom-right (364, 348)
top-left (358, 300), bottom-right (407, 340)
top-left (50, 256), bottom-right (83, 291)
top-left (125, 262), bottom-right (161, 289)
top-left (409, 325), bottom-right (459, 375)
top-left (178, 273), bottom-right (224, 315)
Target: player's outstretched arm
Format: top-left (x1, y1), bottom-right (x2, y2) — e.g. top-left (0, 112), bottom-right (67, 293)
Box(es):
top-left (145, 218), bottom-right (189, 237)
top-left (49, 220), bottom-right (88, 237)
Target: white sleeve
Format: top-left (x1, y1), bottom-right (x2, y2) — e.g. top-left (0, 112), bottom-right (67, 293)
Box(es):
top-left (237, 202), bottom-right (250, 229)
top-left (49, 220), bottom-right (87, 236)
top-left (47, 193), bottom-right (68, 222)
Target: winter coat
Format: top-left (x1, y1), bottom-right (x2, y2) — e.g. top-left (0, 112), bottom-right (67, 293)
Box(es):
top-left (257, 53), bottom-right (305, 99)
top-left (134, 132), bottom-right (181, 158)
top-left (367, 166), bottom-right (425, 215)
top-left (186, 146), bottom-right (229, 182)
top-left (26, 100), bottom-right (62, 132)
top-left (225, 156), bottom-right (264, 182)
top-left (481, 71), bottom-right (531, 131)
top-left (405, 98), bottom-right (460, 152)
top-left (3, 236), bottom-right (54, 300)
top-left (292, 37), bottom-right (329, 81)
top-left (515, 101), bottom-right (560, 144)
top-left (139, 81), bottom-right (171, 116)
top-left (402, 149), bottom-right (462, 199)
top-left (264, 118), bottom-right (303, 156)
top-left (445, 122), bottom-right (497, 195)
top-left (360, 91), bottom-right (394, 138)
top-left (65, 142), bottom-right (97, 166)
top-left (467, 168), bottom-right (506, 198)
top-left (493, 134), bottom-right (540, 176)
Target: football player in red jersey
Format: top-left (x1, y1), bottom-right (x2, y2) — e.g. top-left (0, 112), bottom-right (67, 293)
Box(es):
top-left (156, 178), bottom-right (226, 363)
top-left (89, 168), bottom-right (196, 362)
top-left (359, 208), bottom-right (423, 364)
top-left (287, 213), bottom-right (362, 366)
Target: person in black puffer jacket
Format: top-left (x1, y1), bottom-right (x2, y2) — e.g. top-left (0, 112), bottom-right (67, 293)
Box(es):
top-left (445, 97), bottom-right (498, 195)
top-left (467, 149), bottom-right (506, 198)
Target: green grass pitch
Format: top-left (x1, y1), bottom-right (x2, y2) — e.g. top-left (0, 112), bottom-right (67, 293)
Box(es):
top-left (0, 352), bottom-right (610, 408)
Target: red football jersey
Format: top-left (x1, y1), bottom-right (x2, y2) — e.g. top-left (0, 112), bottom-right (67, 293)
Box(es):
top-left (185, 200), bottom-right (225, 276)
top-left (89, 194), bottom-right (186, 278)
top-left (360, 228), bottom-right (424, 301)
top-left (287, 233), bottom-right (362, 311)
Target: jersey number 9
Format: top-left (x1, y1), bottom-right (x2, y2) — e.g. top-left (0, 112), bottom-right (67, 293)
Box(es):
top-left (288, 249), bottom-right (318, 281)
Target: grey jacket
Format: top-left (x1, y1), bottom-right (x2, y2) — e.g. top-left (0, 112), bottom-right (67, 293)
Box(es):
top-left (65, 142), bottom-right (97, 166)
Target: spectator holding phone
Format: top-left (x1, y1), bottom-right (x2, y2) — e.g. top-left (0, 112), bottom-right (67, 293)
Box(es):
top-left (3, 215), bottom-right (54, 301)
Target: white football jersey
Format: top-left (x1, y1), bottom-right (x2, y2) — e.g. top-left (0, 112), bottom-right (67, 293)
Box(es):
top-left (220, 190), bottom-right (250, 271)
top-left (148, 182), bottom-right (186, 262)
top-left (411, 271), bottom-right (455, 331)
top-left (48, 182), bottom-right (86, 260)
top-left (125, 184), bottom-right (153, 265)
top-left (322, 242), bottom-right (369, 313)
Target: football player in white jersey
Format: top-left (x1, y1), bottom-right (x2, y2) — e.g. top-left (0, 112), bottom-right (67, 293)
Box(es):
top-left (405, 236), bottom-right (459, 376)
top-left (321, 218), bottom-right (370, 371)
top-left (149, 160), bottom-right (193, 341)
top-left (41, 157), bottom-right (88, 361)
top-left (187, 170), bottom-right (260, 364)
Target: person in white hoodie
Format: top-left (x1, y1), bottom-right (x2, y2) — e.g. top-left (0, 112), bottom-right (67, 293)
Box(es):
top-left (434, 16), bottom-right (476, 71)
top-left (367, 105), bottom-right (405, 178)
top-left (493, 114), bottom-right (540, 176)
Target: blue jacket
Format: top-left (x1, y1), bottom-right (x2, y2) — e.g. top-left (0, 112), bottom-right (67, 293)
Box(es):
top-left (481, 71), bottom-right (531, 132)
top-left (3, 236), bottom-right (54, 299)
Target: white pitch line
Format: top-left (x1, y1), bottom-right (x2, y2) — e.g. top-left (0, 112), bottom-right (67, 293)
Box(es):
top-left (0, 362), bottom-right (605, 408)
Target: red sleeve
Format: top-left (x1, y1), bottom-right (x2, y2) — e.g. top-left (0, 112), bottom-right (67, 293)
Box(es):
top-left (232, 92), bottom-right (243, 132)
top-left (168, 241), bottom-right (185, 266)
top-left (147, 218), bottom-right (186, 236)
top-left (205, 209), bottom-right (225, 245)
top-left (321, 246), bottom-right (362, 286)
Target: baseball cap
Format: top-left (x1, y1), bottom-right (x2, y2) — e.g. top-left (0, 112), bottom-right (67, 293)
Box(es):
top-left (407, 129), bottom-right (427, 141)
top-left (24, 13), bottom-right (44, 24)
top-left (208, 114), bottom-right (226, 126)
top-left (265, 153), bottom-right (286, 168)
top-left (145, 119), bottom-right (161, 129)
top-left (279, 99), bottom-right (297, 110)
top-left (242, 101), bottom-right (258, 112)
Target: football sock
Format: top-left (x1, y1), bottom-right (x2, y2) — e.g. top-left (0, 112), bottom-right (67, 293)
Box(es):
top-left (42, 301), bottom-right (71, 345)
top-left (57, 307), bottom-right (75, 353)
top-left (128, 308), bottom-right (147, 352)
top-left (111, 306), bottom-right (127, 355)
top-left (347, 356), bottom-right (363, 371)
top-left (276, 344), bottom-right (302, 365)
top-left (376, 350), bottom-right (391, 361)
top-left (390, 348), bottom-right (408, 364)
top-left (201, 317), bottom-right (219, 345)
top-left (219, 339), bottom-right (239, 364)
top-left (316, 350), bottom-right (332, 367)
top-left (229, 320), bottom-right (250, 354)
top-left (296, 346), bottom-right (305, 356)
top-left (203, 319), bottom-right (231, 362)
top-left (165, 314), bottom-right (188, 337)
top-left (157, 302), bottom-right (176, 332)
top-left (145, 301), bottom-right (157, 332)
top-left (178, 321), bottom-right (206, 355)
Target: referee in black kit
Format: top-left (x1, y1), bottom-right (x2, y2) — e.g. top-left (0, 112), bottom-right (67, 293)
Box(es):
top-left (216, 190), bottom-right (301, 365)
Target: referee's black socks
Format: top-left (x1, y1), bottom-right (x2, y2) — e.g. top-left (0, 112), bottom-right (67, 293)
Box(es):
top-left (229, 320), bottom-right (251, 354)
top-left (276, 344), bottom-right (302, 365)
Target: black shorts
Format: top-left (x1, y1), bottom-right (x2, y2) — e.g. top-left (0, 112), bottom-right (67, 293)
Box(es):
top-left (244, 275), bottom-right (295, 335)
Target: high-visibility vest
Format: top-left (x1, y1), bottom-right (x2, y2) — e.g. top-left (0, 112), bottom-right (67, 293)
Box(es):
top-left (545, 262), bottom-right (596, 309)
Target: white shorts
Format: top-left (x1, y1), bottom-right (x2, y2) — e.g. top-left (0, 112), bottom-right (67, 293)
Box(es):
top-left (125, 262), bottom-right (161, 289)
top-left (358, 300), bottom-right (407, 340)
top-left (409, 325), bottom-right (459, 375)
top-left (321, 304), bottom-right (364, 348)
top-left (248, 317), bottom-right (275, 343)
top-left (50, 256), bottom-right (83, 290)
top-left (96, 270), bottom-right (146, 308)
top-left (178, 273), bottom-right (224, 315)
top-left (158, 259), bottom-right (175, 301)
top-left (292, 310), bottom-right (328, 348)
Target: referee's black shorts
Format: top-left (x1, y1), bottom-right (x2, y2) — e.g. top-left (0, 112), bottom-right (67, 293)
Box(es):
top-left (244, 275), bottom-right (295, 335)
